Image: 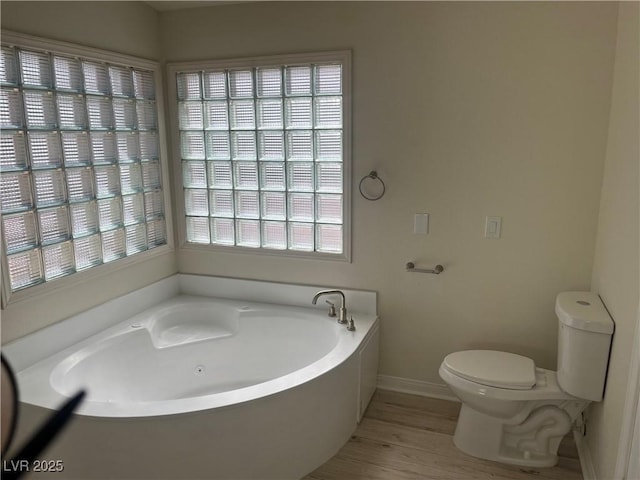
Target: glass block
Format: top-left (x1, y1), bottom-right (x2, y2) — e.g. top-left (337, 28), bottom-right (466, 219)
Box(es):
top-left (120, 163), bottom-right (143, 194)
top-left (136, 101), bottom-right (158, 130)
top-left (43, 241), bottom-right (75, 280)
top-left (109, 66), bottom-right (134, 97)
top-left (287, 162), bottom-right (314, 192)
top-left (116, 132), bottom-right (140, 162)
top-left (94, 165), bottom-right (120, 198)
top-left (8, 249), bottom-right (44, 290)
top-left (34, 169), bottom-right (66, 207)
top-left (285, 97), bottom-right (312, 129)
top-left (113, 98), bottom-right (136, 130)
top-left (177, 72), bottom-right (202, 100)
top-left (146, 218), bottom-right (166, 247)
top-left (259, 162), bottom-right (285, 191)
top-left (203, 71), bottom-right (226, 99)
top-left (179, 101), bottom-right (204, 130)
top-left (54, 56), bottom-right (83, 92)
top-left (74, 233), bottom-right (102, 270)
top-left (207, 161), bottom-right (233, 189)
top-left (206, 131), bottom-right (231, 160)
top-left (83, 61), bottom-right (111, 95)
top-left (183, 161), bottom-right (207, 188)
top-left (314, 96), bottom-right (342, 128)
top-left (230, 132), bottom-right (256, 160)
top-left (61, 131), bottom-right (91, 166)
top-left (261, 192), bottom-right (286, 220)
top-left (24, 91), bottom-right (57, 129)
top-left (38, 205), bottom-right (71, 245)
top-left (210, 217), bottom-right (234, 245)
top-left (285, 66), bottom-right (311, 96)
top-left (87, 96), bottom-right (114, 130)
top-left (234, 191), bottom-right (259, 219)
top-left (236, 219), bottom-right (260, 247)
top-left (97, 197), bottom-right (123, 231)
top-left (56, 94), bottom-right (87, 130)
top-left (28, 132), bottom-right (62, 169)
top-left (204, 101), bottom-right (229, 130)
top-left (256, 68), bottom-right (282, 97)
top-left (142, 161), bottom-right (162, 190)
top-left (66, 167), bottom-right (95, 203)
top-left (256, 99), bottom-right (283, 130)
top-left (316, 223), bottom-right (342, 253)
top-left (316, 162), bottom-right (343, 193)
top-left (133, 69), bottom-right (156, 100)
top-left (229, 100), bottom-right (255, 130)
top-left (3, 211), bottom-right (38, 253)
top-left (90, 132), bottom-right (117, 164)
top-left (122, 193), bottom-right (144, 226)
top-left (288, 193), bottom-right (314, 221)
top-left (20, 50), bottom-right (52, 89)
top-left (288, 222), bottom-right (314, 251)
top-left (1, 47), bottom-right (19, 86)
top-left (315, 130), bottom-right (342, 161)
top-left (1, 172), bottom-right (33, 213)
top-left (144, 190), bottom-right (164, 219)
top-left (258, 131), bottom-right (284, 161)
top-left (0, 131), bottom-right (27, 171)
top-left (316, 194), bottom-right (343, 223)
top-left (262, 221), bottom-right (286, 250)
top-left (234, 162), bottom-right (259, 190)
top-left (229, 70), bottom-right (253, 98)
top-left (286, 130), bottom-right (313, 161)
top-left (126, 223), bottom-right (147, 255)
top-left (0, 88), bottom-right (23, 128)
top-left (102, 227), bottom-right (126, 263)
top-left (139, 131), bottom-right (159, 160)
top-left (209, 190), bottom-right (234, 217)
top-left (181, 131), bottom-right (205, 160)
top-left (184, 188), bottom-right (209, 216)
top-left (314, 64), bottom-right (342, 95)
top-left (186, 216), bottom-right (210, 243)
top-left (70, 201), bottom-right (99, 237)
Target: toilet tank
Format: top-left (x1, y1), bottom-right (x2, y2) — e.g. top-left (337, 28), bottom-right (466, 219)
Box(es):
top-left (556, 292), bottom-right (614, 401)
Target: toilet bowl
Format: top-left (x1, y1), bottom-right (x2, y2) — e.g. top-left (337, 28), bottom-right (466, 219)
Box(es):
top-left (439, 292), bottom-right (614, 467)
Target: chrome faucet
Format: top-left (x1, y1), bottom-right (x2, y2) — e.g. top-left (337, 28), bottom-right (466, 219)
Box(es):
top-left (312, 290), bottom-right (347, 324)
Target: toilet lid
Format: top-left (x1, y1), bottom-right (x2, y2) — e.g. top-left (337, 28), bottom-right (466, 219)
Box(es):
top-left (443, 350), bottom-right (536, 390)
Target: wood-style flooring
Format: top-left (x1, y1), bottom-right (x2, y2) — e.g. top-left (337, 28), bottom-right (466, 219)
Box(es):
top-left (304, 390), bottom-right (583, 480)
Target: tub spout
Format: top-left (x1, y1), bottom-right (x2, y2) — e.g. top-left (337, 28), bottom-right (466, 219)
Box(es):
top-left (312, 290), bottom-right (347, 324)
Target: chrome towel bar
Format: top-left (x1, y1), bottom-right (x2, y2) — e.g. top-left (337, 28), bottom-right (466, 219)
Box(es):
top-left (406, 262), bottom-right (444, 274)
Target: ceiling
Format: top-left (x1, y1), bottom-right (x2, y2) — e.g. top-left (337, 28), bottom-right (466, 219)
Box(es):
top-left (145, 1), bottom-right (250, 12)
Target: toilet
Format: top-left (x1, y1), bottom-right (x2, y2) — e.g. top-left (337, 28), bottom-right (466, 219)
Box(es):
top-left (439, 292), bottom-right (614, 468)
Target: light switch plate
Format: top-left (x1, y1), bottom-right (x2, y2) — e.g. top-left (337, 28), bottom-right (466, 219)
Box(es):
top-left (485, 216), bottom-right (502, 239)
top-left (414, 213), bottom-right (429, 234)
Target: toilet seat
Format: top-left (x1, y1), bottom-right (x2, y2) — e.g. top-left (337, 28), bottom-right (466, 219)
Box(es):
top-left (442, 350), bottom-right (536, 390)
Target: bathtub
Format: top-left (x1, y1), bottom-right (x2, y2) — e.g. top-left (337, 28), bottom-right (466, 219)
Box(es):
top-left (4, 275), bottom-right (379, 479)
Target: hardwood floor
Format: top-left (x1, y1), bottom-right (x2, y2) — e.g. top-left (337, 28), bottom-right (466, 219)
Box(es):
top-left (304, 390), bottom-right (583, 480)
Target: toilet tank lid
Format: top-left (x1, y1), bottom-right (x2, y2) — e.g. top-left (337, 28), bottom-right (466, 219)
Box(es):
top-left (555, 292), bottom-right (614, 334)
top-left (442, 350), bottom-right (536, 390)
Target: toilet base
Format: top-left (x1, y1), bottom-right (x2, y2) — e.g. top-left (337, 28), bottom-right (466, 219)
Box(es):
top-left (453, 403), bottom-right (571, 468)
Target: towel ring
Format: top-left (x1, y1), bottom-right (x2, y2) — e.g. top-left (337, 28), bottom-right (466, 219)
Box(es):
top-left (359, 171), bottom-right (386, 201)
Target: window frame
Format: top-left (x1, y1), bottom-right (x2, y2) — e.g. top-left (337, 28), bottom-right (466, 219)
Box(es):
top-left (166, 50), bottom-right (352, 262)
top-left (0, 31), bottom-right (174, 308)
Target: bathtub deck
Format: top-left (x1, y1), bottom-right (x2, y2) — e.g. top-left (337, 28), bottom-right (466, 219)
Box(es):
top-left (304, 390), bottom-right (582, 480)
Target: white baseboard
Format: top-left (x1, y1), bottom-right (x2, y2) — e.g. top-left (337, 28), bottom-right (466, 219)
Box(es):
top-left (377, 374), bottom-right (459, 402)
top-left (573, 430), bottom-right (596, 480)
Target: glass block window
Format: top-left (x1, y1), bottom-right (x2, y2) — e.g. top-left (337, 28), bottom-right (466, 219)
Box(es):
top-left (0, 44), bottom-right (166, 292)
top-left (175, 59), bottom-right (346, 255)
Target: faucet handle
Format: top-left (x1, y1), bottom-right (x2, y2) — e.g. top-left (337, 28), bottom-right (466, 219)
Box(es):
top-left (325, 300), bottom-right (337, 317)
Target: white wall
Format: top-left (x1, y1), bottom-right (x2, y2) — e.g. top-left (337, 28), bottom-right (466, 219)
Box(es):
top-left (0, 2), bottom-right (177, 343)
top-left (588, 2), bottom-right (640, 478)
top-left (161, 2), bottom-right (618, 383)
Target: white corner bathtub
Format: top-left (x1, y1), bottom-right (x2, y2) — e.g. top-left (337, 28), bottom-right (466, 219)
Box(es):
top-left (4, 275), bottom-right (379, 480)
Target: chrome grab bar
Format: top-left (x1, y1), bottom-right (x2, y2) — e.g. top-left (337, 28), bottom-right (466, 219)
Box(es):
top-left (405, 262), bottom-right (444, 275)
